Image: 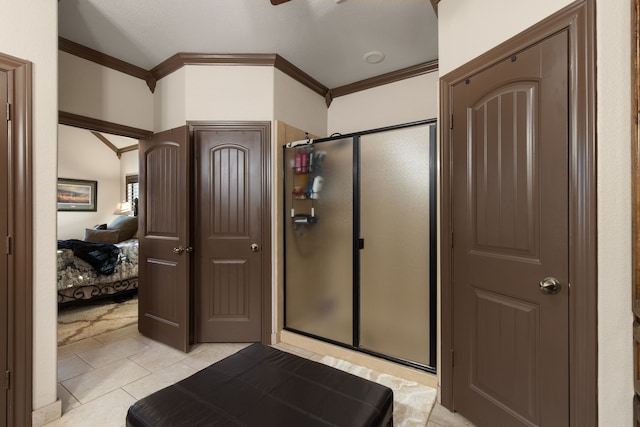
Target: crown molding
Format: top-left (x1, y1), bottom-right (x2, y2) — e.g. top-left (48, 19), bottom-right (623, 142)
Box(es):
top-left (150, 53), bottom-right (330, 101)
top-left (59, 39), bottom-right (438, 104)
top-left (330, 59), bottom-right (439, 99)
top-left (90, 131), bottom-right (139, 158)
top-left (430, 0), bottom-right (439, 16)
top-left (150, 52), bottom-right (279, 81)
top-left (273, 55), bottom-right (329, 99)
top-left (59, 111), bottom-right (153, 139)
top-left (58, 37), bottom-right (157, 92)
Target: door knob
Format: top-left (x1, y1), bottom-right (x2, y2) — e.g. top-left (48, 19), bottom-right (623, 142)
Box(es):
top-left (172, 246), bottom-right (193, 255)
top-left (539, 277), bottom-right (561, 295)
top-left (250, 243), bottom-right (260, 253)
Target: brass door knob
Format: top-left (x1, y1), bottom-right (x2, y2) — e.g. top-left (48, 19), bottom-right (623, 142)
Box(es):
top-left (172, 246), bottom-right (193, 255)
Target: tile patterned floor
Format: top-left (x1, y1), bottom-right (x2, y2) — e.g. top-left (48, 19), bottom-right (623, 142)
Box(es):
top-left (48, 323), bottom-right (473, 426)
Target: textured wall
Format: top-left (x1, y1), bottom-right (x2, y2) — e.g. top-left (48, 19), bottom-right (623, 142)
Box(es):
top-left (59, 51), bottom-right (153, 130)
top-left (327, 72), bottom-right (438, 135)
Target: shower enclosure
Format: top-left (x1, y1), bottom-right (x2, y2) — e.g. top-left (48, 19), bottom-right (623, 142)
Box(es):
top-left (283, 119), bottom-right (437, 371)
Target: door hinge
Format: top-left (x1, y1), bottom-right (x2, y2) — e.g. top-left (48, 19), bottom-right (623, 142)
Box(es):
top-left (450, 113), bottom-right (453, 130)
top-left (5, 370), bottom-right (10, 390)
top-left (5, 103), bottom-right (10, 121)
top-left (5, 236), bottom-right (11, 255)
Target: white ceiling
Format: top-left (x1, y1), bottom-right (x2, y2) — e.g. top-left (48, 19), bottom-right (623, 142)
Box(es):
top-left (58, 0), bottom-right (439, 89)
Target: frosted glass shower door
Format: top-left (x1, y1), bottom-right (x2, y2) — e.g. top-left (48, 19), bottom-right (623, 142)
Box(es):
top-left (359, 125), bottom-right (433, 366)
top-left (284, 137), bottom-right (354, 345)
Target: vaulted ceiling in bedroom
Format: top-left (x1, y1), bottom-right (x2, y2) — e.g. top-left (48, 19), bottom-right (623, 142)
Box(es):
top-left (57, 0), bottom-right (439, 89)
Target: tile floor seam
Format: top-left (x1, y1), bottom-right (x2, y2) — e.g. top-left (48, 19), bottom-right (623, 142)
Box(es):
top-left (120, 387), bottom-right (138, 402)
top-left (61, 358), bottom-right (153, 403)
top-left (64, 369), bottom-right (152, 406)
top-left (74, 353), bottom-right (95, 369)
top-left (125, 355), bottom-right (154, 372)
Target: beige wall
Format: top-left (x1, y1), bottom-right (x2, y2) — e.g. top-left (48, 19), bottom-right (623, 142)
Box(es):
top-left (0, 0), bottom-right (59, 416)
top-left (438, 0), bottom-right (632, 424)
top-left (59, 51), bottom-right (153, 130)
top-left (327, 72), bottom-right (439, 135)
top-left (274, 69), bottom-right (328, 138)
top-left (153, 65), bottom-right (276, 132)
top-left (438, 0), bottom-right (574, 76)
top-left (153, 67), bottom-right (187, 131)
top-left (185, 66), bottom-right (274, 123)
top-left (57, 125), bottom-right (123, 240)
top-left (595, 0), bottom-right (632, 421)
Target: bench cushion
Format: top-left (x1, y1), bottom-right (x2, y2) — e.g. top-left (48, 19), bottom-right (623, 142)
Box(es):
top-left (126, 343), bottom-right (393, 427)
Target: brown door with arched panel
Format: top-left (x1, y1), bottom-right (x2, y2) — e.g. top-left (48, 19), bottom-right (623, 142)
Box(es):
top-left (138, 126), bottom-right (191, 352)
top-left (450, 31), bottom-right (569, 426)
top-left (192, 122), bottom-right (270, 343)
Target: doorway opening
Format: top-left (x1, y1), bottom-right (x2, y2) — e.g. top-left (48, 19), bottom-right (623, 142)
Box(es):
top-left (56, 123), bottom-right (140, 346)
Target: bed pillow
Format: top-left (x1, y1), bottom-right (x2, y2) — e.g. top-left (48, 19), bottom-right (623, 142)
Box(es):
top-left (84, 228), bottom-right (120, 244)
top-left (93, 223), bottom-right (107, 230)
top-left (107, 216), bottom-right (138, 242)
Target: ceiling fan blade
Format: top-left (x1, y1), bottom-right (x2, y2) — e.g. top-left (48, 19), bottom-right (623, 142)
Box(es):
top-left (270, 0), bottom-right (292, 5)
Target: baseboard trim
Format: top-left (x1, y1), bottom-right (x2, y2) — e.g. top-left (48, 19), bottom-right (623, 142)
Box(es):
top-left (32, 399), bottom-right (62, 427)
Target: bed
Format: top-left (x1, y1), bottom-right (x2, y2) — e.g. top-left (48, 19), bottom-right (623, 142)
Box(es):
top-left (57, 215), bottom-right (139, 306)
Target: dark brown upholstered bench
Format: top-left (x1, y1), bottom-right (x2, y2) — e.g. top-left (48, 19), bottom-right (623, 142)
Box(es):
top-left (126, 343), bottom-right (394, 427)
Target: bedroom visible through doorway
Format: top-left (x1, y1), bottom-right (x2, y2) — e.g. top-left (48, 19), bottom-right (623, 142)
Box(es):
top-left (56, 124), bottom-right (140, 343)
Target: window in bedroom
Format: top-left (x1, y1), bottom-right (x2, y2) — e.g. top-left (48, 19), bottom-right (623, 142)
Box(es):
top-left (126, 174), bottom-right (139, 216)
top-left (126, 174), bottom-right (139, 203)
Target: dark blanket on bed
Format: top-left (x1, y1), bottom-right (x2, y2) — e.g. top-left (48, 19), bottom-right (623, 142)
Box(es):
top-left (57, 239), bottom-right (120, 275)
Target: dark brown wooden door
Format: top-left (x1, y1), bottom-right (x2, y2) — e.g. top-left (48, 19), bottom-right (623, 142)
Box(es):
top-left (451, 31), bottom-right (569, 426)
top-left (0, 70), bottom-right (8, 427)
top-left (193, 124), bottom-right (267, 342)
top-left (138, 126), bottom-right (191, 352)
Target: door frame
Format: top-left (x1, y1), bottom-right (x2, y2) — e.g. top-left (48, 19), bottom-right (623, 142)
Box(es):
top-left (0, 52), bottom-right (33, 426)
top-left (188, 121), bottom-right (272, 345)
top-left (634, 0), bottom-right (640, 420)
top-left (439, 1), bottom-right (596, 425)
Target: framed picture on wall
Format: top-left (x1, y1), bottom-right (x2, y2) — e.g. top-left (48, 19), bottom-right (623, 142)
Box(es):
top-left (57, 178), bottom-right (98, 211)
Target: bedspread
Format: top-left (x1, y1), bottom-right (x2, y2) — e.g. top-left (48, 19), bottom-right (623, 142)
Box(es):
top-left (57, 239), bottom-right (138, 291)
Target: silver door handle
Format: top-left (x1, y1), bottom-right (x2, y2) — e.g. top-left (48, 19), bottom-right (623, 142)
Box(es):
top-left (539, 277), bottom-right (561, 295)
top-left (250, 243), bottom-right (260, 253)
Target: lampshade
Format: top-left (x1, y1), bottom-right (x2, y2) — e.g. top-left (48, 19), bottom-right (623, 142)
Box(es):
top-left (113, 201), bottom-right (132, 215)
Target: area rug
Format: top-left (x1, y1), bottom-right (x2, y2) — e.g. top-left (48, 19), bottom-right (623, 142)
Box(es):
top-left (320, 356), bottom-right (437, 427)
top-left (57, 296), bottom-right (138, 346)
